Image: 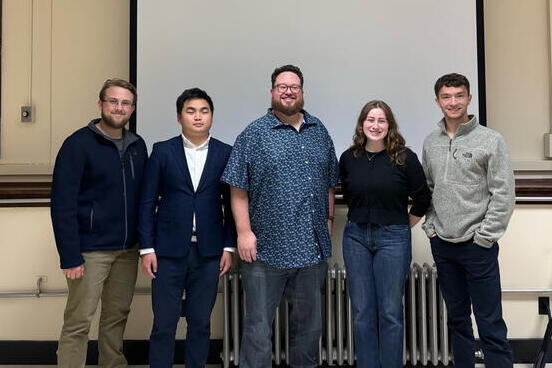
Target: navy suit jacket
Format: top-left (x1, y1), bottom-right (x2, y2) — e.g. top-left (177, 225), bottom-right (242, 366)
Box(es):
top-left (138, 136), bottom-right (235, 258)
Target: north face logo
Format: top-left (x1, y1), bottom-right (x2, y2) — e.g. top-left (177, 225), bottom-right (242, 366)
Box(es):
top-left (463, 152), bottom-right (473, 158)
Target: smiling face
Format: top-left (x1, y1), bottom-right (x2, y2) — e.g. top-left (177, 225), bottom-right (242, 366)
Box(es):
top-left (363, 107), bottom-right (389, 147)
top-left (98, 86), bottom-right (135, 129)
top-left (435, 85), bottom-right (472, 123)
top-left (177, 98), bottom-right (213, 140)
top-left (271, 71), bottom-right (304, 116)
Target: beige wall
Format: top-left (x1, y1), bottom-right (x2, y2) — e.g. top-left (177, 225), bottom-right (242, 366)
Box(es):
top-left (1, 0), bottom-right (552, 346)
top-left (0, 206), bottom-right (221, 340)
top-left (482, 0), bottom-right (552, 341)
top-left (0, 0), bottom-right (129, 176)
top-left (1, 205), bottom-right (551, 340)
top-left (1, 0), bottom-right (551, 174)
top-left (485, 0), bottom-right (552, 170)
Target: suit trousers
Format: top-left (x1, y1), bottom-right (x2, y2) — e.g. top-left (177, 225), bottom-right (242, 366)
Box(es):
top-left (149, 243), bottom-right (220, 368)
top-left (57, 248), bottom-right (138, 368)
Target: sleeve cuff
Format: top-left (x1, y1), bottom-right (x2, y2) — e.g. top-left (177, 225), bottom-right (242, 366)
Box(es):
top-left (422, 225), bottom-right (436, 238)
top-left (60, 254), bottom-right (85, 270)
top-left (474, 235), bottom-right (494, 248)
top-left (221, 177), bottom-right (249, 191)
top-left (139, 248), bottom-right (155, 255)
top-left (409, 209), bottom-right (425, 218)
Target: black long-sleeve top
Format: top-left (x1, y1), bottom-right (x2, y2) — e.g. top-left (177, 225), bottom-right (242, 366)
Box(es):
top-left (339, 148), bottom-right (431, 225)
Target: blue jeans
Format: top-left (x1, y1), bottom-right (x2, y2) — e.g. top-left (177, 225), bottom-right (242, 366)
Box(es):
top-left (239, 260), bottom-right (327, 368)
top-left (342, 221), bottom-right (411, 368)
top-left (430, 236), bottom-right (512, 368)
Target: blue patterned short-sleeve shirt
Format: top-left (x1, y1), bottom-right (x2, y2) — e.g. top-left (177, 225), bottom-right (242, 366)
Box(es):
top-left (221, 109), bottom-right (339, 269)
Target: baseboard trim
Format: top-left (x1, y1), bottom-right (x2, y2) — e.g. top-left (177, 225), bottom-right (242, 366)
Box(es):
top-left (0, 339), bottom-right (222, 365)
top-left (508, 338), bottom-right (552, 364)
top-left (0, 338), bottom-right (549, 365)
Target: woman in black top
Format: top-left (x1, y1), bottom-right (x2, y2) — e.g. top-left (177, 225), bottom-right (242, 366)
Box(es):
top-left (339, 100), bottom-right (430, 368)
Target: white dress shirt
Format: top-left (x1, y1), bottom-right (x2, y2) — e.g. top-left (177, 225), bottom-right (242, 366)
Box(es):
top-left (140, 134), bottom-right (234, 255)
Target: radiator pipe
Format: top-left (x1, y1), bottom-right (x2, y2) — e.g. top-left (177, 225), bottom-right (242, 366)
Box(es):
top-left (231, 272), bottom-right (240, 364)
top-left (284, 301), bottom-right (290, 364)
top-left (418, 264), bottom-right (429, 365)
top-left (439, 285), bottom-right (450, 365)
top-left (273, 304), bottom-right (281, 365)
top-left (2, 275), bottom-right (552, 299)
top-left (425, 263), bottom-right (440, 366)
top-left (408, 265), bottom-right (418, 365)
top-left (222, 273), bottom-right (230, 368)
top-left (325, 267), bottom-right (334, 365)
top-left (344, 269), bottom-right (355, 365)
top-left (335, 266), bottom-right (344, 365)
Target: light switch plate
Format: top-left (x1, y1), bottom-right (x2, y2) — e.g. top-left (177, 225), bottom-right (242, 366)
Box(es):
top-left (21, 106), bottom-right (33, 123)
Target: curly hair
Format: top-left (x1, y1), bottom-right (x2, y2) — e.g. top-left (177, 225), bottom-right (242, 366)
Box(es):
top-left (351, 100), bottom-right (406, 165)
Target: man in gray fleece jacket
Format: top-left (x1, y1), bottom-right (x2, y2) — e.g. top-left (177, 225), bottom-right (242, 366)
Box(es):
top-left (422, 73), bottom-right (515, 368)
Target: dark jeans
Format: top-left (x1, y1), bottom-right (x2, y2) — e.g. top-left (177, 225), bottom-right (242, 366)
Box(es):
top-left (430, 236), bottom-right (513, 368)
top-left (239, 260), bottom-right (327, 368)
top-left (343, 221), bottom-right (411, 368)
top-left (149, 244), bottom-right (220, 368)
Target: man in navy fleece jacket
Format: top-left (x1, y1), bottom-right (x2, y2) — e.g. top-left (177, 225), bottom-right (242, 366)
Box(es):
top-left (51, 78), bottom-right (147, 368)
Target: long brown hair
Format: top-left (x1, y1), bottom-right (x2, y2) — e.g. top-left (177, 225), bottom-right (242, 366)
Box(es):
top-left (351, 100), bottom-right (406, 165)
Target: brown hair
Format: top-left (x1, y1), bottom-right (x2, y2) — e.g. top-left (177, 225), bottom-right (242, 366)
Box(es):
top-left (98, 78), bottom-right (137, 104)
top-left (434, 73), bottom-right (470, 97)
top-left (271, 65), bottom-right (303, 87)
top-left (351, 100), bottom-right (406, 165)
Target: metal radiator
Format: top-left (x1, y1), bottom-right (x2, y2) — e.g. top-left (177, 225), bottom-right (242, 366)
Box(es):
top-left (221, 262), bottom-right (451, 367)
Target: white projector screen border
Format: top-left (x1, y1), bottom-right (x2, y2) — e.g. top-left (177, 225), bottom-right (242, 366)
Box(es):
top-left (130, 0), bottom-right (486, 158)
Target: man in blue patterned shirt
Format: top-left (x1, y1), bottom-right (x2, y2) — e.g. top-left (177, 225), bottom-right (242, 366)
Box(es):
top-left (222, 65), bottom-right (339, 368)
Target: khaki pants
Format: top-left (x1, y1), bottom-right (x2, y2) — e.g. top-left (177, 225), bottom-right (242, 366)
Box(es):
top-left (57, 248), bottom-right (138, 368)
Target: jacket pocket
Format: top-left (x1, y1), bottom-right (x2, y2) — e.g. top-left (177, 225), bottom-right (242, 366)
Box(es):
top-left (89, 206), bottom-right (94, 232)
top-left (77, 203), bottom-right (94, 234)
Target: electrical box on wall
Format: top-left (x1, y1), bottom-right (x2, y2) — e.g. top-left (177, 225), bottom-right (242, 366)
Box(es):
top-left (544, 133), bottom-right (552, 158)
top-left (20, 106), bottom-right (34, 123)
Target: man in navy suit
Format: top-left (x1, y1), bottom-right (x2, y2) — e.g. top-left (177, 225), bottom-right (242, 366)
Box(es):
top-left (138, 88), bottom-right (235, 368)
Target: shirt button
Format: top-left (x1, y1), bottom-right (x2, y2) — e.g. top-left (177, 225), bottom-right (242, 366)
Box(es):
top-left (310, 193), bottom-right (314, 197)
top-left (308, 177), bottom-right (311, 180)
top-left (301, 146), bottom-right (305, 149)
top-left (305, 160), bottom-right (309, 164)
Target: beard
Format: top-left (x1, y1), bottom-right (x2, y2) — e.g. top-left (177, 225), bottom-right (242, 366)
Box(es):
top-left (271, 95), bottom-right (304, 116)
top-left (101, 110), bottom-right (130, 129)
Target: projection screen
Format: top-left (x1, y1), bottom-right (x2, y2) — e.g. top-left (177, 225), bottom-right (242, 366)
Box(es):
top-left (134, 0), bottom-right (482, 157)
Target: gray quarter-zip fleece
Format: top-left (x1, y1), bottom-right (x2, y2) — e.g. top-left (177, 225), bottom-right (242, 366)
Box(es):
top-left (421, 115), bottom-right (515, 247)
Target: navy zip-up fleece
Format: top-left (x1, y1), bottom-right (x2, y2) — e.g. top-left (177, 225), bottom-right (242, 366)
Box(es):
top-left (51, 119), bottom-right (148, 269)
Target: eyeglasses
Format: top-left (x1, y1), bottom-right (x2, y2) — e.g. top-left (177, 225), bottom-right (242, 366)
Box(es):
top-left (274, 84), bottom-right (302, 94)
top-left (102, 98), bottom-right (134, 108)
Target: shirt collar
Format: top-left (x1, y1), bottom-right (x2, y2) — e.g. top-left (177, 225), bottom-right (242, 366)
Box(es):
top-left (267, 108), bottom-right (317, 129)
top-left (182, 134), bottom-right (210, 150)
top-left (437, 115), bottom-right (478, 138)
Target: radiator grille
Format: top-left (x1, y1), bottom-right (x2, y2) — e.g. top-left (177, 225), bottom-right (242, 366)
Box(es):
top-left (221, 262), bottom-right (451, 367)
